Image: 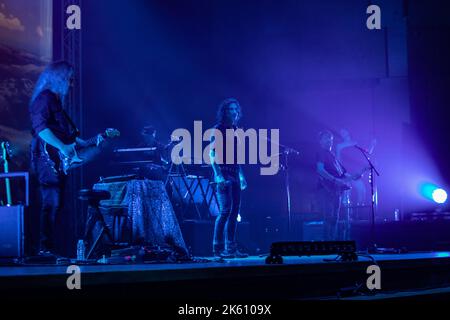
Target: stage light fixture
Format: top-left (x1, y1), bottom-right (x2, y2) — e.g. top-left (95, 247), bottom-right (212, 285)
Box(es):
top-left (432, 188), bottom-right (447, 204)
top-left (420, 183), bottom-right (447, 204)
top-left (265, 241), bottom-right (357, 264)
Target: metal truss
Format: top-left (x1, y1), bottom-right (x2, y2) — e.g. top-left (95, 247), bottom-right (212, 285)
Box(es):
top-left (60, 0), bottom-right (84, 239)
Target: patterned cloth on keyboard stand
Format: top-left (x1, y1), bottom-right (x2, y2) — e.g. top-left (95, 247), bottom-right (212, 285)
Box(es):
top-left (94, 179), bottom-right (187, 254)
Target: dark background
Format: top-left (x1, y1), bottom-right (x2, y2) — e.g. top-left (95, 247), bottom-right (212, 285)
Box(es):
top-left (1, 0), bottom-right (449, 256)
top-left (65, 0), bottom-right (450, 253)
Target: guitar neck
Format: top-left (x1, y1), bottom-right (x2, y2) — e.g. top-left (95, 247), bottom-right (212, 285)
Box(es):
top-left (75, 129), bottom-right (119, 151)
top-left (81, 134), bottom-right (103, 148)
top-left (2, 144), bottom-right (12, 205)
top-left (4, 177), bottom-right (12, 205)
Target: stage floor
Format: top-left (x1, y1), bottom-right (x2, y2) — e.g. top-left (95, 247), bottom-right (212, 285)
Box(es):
top-left (1, 251), bottom-right (450, 300)
top-left (1, 251), bottom-right (450, 276)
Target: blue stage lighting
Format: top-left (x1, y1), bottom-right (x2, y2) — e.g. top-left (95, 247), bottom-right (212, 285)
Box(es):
top-left (432, 188), bottom-right (447, 204)
top-left (420, 183), bottom-right (437, 200)
top-left (419, 183), bottom-right (447, 204)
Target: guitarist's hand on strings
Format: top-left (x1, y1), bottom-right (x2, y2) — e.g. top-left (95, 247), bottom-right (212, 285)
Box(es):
top-left (59, 143), bottom-right (77, 159)
top-left (38, 128), bottom-right (79, 160)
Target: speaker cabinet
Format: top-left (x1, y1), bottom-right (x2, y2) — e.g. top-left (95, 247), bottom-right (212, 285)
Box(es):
top-left (0, 205), bottom-right (24, 258)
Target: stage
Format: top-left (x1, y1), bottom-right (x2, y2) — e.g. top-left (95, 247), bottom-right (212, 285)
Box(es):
top-left (2, 251), bottom-right (450, 300)
top-left (2, 0), bottom-right (450, 308)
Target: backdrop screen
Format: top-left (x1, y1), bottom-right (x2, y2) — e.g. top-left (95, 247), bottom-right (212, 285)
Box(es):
top-left (0, 0), bottom-right (52, 171)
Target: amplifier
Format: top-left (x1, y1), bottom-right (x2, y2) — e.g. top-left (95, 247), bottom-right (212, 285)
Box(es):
top-left (404, 211), bottom-right (450, 221)
top-left (0, 205), bottom-right (24, 258)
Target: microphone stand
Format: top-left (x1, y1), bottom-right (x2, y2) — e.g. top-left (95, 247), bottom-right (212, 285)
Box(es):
top-left (265, 137), bottom-right (300, 236)
top-left (355, 146), bottom-right (380, 253)
top-left (279, 146), bottom-right (300, 235)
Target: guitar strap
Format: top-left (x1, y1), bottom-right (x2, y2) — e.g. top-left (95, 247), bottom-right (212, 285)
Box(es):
top-left (61, 109), bottom-right (81, 139)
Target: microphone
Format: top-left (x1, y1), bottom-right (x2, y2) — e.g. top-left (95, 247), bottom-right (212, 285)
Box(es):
top-left (284, 148), bottom-right (300, 155)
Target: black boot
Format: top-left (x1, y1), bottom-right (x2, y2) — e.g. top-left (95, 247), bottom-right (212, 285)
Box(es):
top-left (213, 244), bottom-right (224, 258)
top-left (231, 249), bottom-right (248, 258)
top-left (218, 250), bottom-right (236, 259)
top-left (225, 243), bottom-right (248, 258)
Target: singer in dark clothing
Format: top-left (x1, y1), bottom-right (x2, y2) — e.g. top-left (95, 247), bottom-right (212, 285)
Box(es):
top-left (210, 98), bottom-right (248, 258)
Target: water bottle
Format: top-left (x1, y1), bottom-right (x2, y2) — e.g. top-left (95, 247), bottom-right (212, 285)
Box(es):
top-left (394, 209), bottom-right (400, 221)
top-left (77, 239), bottom-right (85, 261)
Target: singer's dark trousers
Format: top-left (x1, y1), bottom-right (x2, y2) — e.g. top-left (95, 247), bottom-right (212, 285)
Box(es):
top-left (32, 154), bottom-right (66, 252)
top-left (213, 180), bottom-right (241, 253)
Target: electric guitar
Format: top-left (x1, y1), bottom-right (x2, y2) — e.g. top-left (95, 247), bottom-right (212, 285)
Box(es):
top-left (1, 141), bottom-right (12, 205)
top-left (57, 128), bottom-right (120, 175)
top-left (324, 166), bottom-right (371, 195)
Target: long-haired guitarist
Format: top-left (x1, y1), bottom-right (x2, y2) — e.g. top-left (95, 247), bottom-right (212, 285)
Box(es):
top-left (29, 61), bottom-right (99, 255)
